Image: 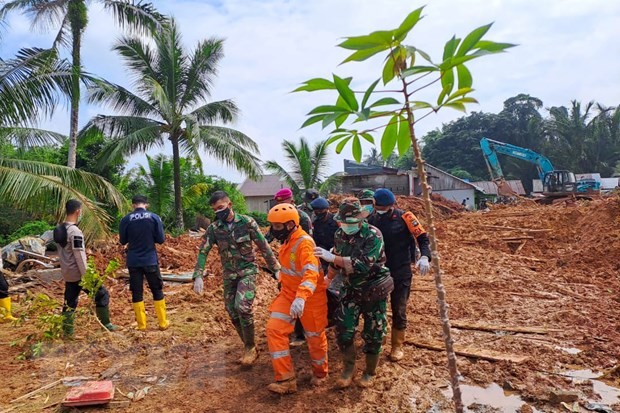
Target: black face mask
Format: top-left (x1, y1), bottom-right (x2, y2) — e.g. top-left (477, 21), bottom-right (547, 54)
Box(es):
top-left (215, 207), bottom-right (231, 222)
top-left (315, 211), bottom-right (327, 219)
top-left (272, 226), bottom-right (293, 242)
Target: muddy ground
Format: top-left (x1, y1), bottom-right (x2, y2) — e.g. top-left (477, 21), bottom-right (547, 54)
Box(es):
top-left (1, 195), bottom-right (619, 412)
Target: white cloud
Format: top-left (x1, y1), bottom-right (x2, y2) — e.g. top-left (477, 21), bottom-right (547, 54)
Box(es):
top-left (1, 0), bottom-right (619, 182)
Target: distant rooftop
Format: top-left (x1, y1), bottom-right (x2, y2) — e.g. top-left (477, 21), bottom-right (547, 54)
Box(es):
top-left (471, 180), bottom-right (526, 195)
top-left (238, 174), bottom-right (287, 197)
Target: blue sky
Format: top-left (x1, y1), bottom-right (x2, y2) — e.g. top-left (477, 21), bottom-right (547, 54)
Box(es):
top-left (1, 0), bottom-right (619, 183)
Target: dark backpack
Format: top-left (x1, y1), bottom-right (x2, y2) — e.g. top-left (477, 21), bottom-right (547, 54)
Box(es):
top-left (53, 223), bottom-right (74, 248)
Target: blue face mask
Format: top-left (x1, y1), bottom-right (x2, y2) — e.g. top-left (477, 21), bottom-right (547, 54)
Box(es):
top-left (362, 204), bottom-right (374, 215)
top-left (340, 223), bottom-right (361, 235)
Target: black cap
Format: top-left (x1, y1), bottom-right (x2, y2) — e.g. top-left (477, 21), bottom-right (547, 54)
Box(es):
top-left (132, 195), bottom-right (148, 204)
top-left (304, 189), bottom-right (319, 202)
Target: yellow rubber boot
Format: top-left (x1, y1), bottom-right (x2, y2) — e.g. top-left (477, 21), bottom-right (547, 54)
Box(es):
top-left (153, 299), bottom-right (169, 331)
top-left (0, 297), bottom-right (18, 322)
top-left (133, 301), bottom-right (147, 330)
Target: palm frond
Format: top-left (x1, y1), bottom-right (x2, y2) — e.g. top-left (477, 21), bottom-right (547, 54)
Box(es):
top-left (193, 126), bottom-right (262, 179)
top-left (86, 77), bottom-right (158, 117)
top-left (154, 19), bottom-right (186, 112)
top-left (180, 37), bottom-right (224, 110)
top-left (101, 0), bottom-right (166, 35)
top-left (0, 126), bottom-right (66, 147)
top-left (0, 158), bottom-right (127, 242)
top-left (264, 160), bottom-right (300, 194)
top-left (113, 36), bottom-right (160, 85)
top-left (186, 100), bottom-right (238, 125)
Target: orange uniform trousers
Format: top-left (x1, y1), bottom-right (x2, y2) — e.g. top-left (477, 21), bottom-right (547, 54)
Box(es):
top-left (266, 290), bottom-right (328, 381)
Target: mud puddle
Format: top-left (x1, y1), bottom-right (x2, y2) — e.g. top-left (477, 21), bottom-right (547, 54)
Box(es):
top-left (564, 369), bottom-right (620, 405)
top-left (443, 382), bottom-right (539, 412)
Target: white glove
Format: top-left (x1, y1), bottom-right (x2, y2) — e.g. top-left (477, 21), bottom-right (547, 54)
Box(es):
top-left (193, 277), bottom-right (204, 294)
top-left (290, 297), bottom-right (305, 319)
top-left (415, 256), bottom-right (430, 276)
top-left (274, 270), bottom-right (281, 281)
top-left (314, 247), bottom-right (335, 263)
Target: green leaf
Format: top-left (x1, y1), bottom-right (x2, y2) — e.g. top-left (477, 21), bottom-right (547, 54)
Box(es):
top-left (352, 135), bottom-right (362, 162)
top-left (293, 77), bottom-right (334, 92)
top-left (342, 46), bottom-right (389, 64)
top-left (397, 116), bottom-right (411, 155)
top-left (401, 65), bottom-right (439, 77)
top-left (405, 46), bottom-right (433, 64)
top-left (382, 55), bottom-right (396, 85)
top-left (362, 79), bottom-right (380, 109)
top-left (335, 113), bottom-right (350, 128)
top-left (301, 114), bottom-right (326, 128)
top-left (452, 96), bottom-right (479, 104)
top-left (322, 112), bottom-right (343, 129)
top-left (360, 132), bottom-right (375, 144)
top-left (456, 64), bottom-right (473, 89)
top-left (307, 105), bottom-right (349, 115)
top-left (326, 133), bottom-right (349, 145)
top-left (447, 87), bottom-right (474, 101)
top-left (335, 136), bottom-right (353, 154)
top-left (410, 101), bottom-right (434, 110)
top-left (338, 30), bottom-right (394, 50)
top-left (443, 102), bottom-right (466, 112)
top-left (475, 40), bottom-right (517, 53)
top-left (440, 68), bottom-right (455, 102)
top-left (356, 108), bottom-right (372, 121)
top-left (456, 23), bottom-right (493, 57)
top-left (394, 7), bottom-right (425, 41)
top-left (381, 115), bottom-right (399, 159)
top-left (442, 36), bottom-right (460, 61)
top-left (370, 97), bottom-right (401, 108)
top-left (333, 74), bottom-right (359, 111)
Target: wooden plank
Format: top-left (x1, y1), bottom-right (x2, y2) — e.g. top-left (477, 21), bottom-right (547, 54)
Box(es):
top-left (479, 225), bottom-right (552, 233)
top-left (451, 321), bottom-right (562, 335)
top-left (406, 340), bottom-right (529, 363)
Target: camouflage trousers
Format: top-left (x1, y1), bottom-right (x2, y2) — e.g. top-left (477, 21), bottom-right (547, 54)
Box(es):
top-left (335, 290), bottom-right (388, 355)
top-left (223, 273), bottom-right (257, 329)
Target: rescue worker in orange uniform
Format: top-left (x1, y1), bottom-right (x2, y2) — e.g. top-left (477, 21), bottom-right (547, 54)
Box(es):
top-left (265, 204), bottom-right (328, 394)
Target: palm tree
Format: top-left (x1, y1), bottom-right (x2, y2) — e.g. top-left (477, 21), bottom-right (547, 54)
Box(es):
top-left (81, 20), bottom-right (262, 229)
top-left (264, 137), bottom-right (331, 196)
top-left (0, 0), bottom-right (165, 168)
top-left (136, 154), bottom-right (174, 219)
top-left (0, 48), bottom-right (126, 242)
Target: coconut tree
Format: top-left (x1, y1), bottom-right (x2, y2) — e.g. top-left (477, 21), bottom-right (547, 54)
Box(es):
top-left (264, 137), bottom-right (331, 197)
top-left (81, 20), bottom-right (261, 229)
top-left (0, 48), bottom-right (126, 242)
top-left (0, 0), bottom-right (165, 168)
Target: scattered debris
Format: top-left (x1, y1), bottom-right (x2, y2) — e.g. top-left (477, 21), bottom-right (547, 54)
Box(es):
top-left (62, 380), bottom-right (115, 407)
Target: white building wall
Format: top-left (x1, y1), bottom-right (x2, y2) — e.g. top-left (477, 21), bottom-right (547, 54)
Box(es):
top-left (246, 197), bottom-right (272, 213)
top-left (435, 188), bottom-right (475, 209)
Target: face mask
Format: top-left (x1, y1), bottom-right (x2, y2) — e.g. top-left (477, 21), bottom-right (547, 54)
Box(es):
top-left (272, 226), bottom-right (294, 242)
top-left (362, 205), bottom-right (374, 215)
top-left (315, 211), bottom-right (327, 219)
top-left (215, 207), bottom-right (231, 222)
top-left (376, 209), bottom-right (389, 215)
top-left (340, 223), bottom-right (361, 235)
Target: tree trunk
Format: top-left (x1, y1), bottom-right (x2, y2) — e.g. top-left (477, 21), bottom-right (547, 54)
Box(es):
top-left (402, 80), bottom-right (464, 413)
top-left (171, 134), bottom-right (184, 230)
top-left (67, 0), bottom-right (86, 169)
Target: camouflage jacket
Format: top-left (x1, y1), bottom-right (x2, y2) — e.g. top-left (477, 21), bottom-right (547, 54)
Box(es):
top-left (194, 213), bottom-right (280, 279)
top-left (297, 203), bottom-right (315, 222)
top-left (329, 222), bottom-right (390, 290)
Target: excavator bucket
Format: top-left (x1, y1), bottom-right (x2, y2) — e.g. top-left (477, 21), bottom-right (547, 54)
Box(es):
top-left (494, 179), bottom-right (517, 197)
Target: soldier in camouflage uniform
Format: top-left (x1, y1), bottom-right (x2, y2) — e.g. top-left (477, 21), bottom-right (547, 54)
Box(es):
top-left (193, 191), bottom-right (280, 367)
top-left (298, 188), bottom-right (320, 221)
top-left (357, 189), bottom-right (376, 216)
top-left (314, 197), bottom-right (392, 389)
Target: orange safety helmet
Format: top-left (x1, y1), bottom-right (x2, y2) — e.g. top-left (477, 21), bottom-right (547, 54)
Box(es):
top-left (267, 203), bottom-right (299, 225)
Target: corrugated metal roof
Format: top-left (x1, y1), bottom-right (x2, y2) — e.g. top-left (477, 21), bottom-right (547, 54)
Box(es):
top-left (471, 180), bottom-right (526, 195)
top-left (238, 174), bottom-right (287, 197)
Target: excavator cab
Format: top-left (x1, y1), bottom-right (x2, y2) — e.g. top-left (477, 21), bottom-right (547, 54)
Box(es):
top-left (543, 170), bottom-right (576, 194)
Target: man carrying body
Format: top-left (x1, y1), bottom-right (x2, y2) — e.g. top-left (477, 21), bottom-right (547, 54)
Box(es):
top-left (193, 191), bottom-right (280, 367)
top-left (119, 195), bottom-right (168, 331)
top-left (369, 188), bottom-right (431, 361)
top-left (57, 199), bottom-right (117, 336)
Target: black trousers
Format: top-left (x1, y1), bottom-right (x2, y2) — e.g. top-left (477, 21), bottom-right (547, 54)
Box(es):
top-left (389, 266), bottom-right (413, 330)
top-left (63, 281), bottom-right (110, 312)
top-left (128, 265), bottom-right (164, 303)
top-left (0, 272), bottom-right (9, 299)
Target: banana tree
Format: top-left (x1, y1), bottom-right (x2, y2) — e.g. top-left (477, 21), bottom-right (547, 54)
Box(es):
top-left (294, 7), bottom-right (515, 412)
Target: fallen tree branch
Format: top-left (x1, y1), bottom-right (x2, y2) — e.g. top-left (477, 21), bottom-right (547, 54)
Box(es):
top-left (10, 379), bottom-right (62, 404)
top-left (406, 340), bottom-right (529, 363)
top-left (451, 322), bottom-right (562, 335)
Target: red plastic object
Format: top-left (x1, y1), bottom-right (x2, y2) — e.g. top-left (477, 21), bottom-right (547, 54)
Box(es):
top-left (62, 380), bottom-right (115, 407)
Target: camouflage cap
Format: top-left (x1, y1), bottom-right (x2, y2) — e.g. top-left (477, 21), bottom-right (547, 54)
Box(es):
top-left (356, 189), bottom-right (375, 201)
top-left (335, 197), bottom-right (369, 222)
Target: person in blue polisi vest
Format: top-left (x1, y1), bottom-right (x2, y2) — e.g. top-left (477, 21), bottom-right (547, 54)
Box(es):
top-left (119, 195), bottom-right (169, 331)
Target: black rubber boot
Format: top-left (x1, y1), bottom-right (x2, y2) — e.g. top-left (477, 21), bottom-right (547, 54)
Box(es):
top-left (335, 344), bottom-right (356, 389)
top-left (95, 306), bottom-right (118, 331)
top-left (240, 323), bottom-right (257, 367)
top-left (358, 353), bottom-right (380, 388)
top-left (62, 310), bottom-right (75, 338)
